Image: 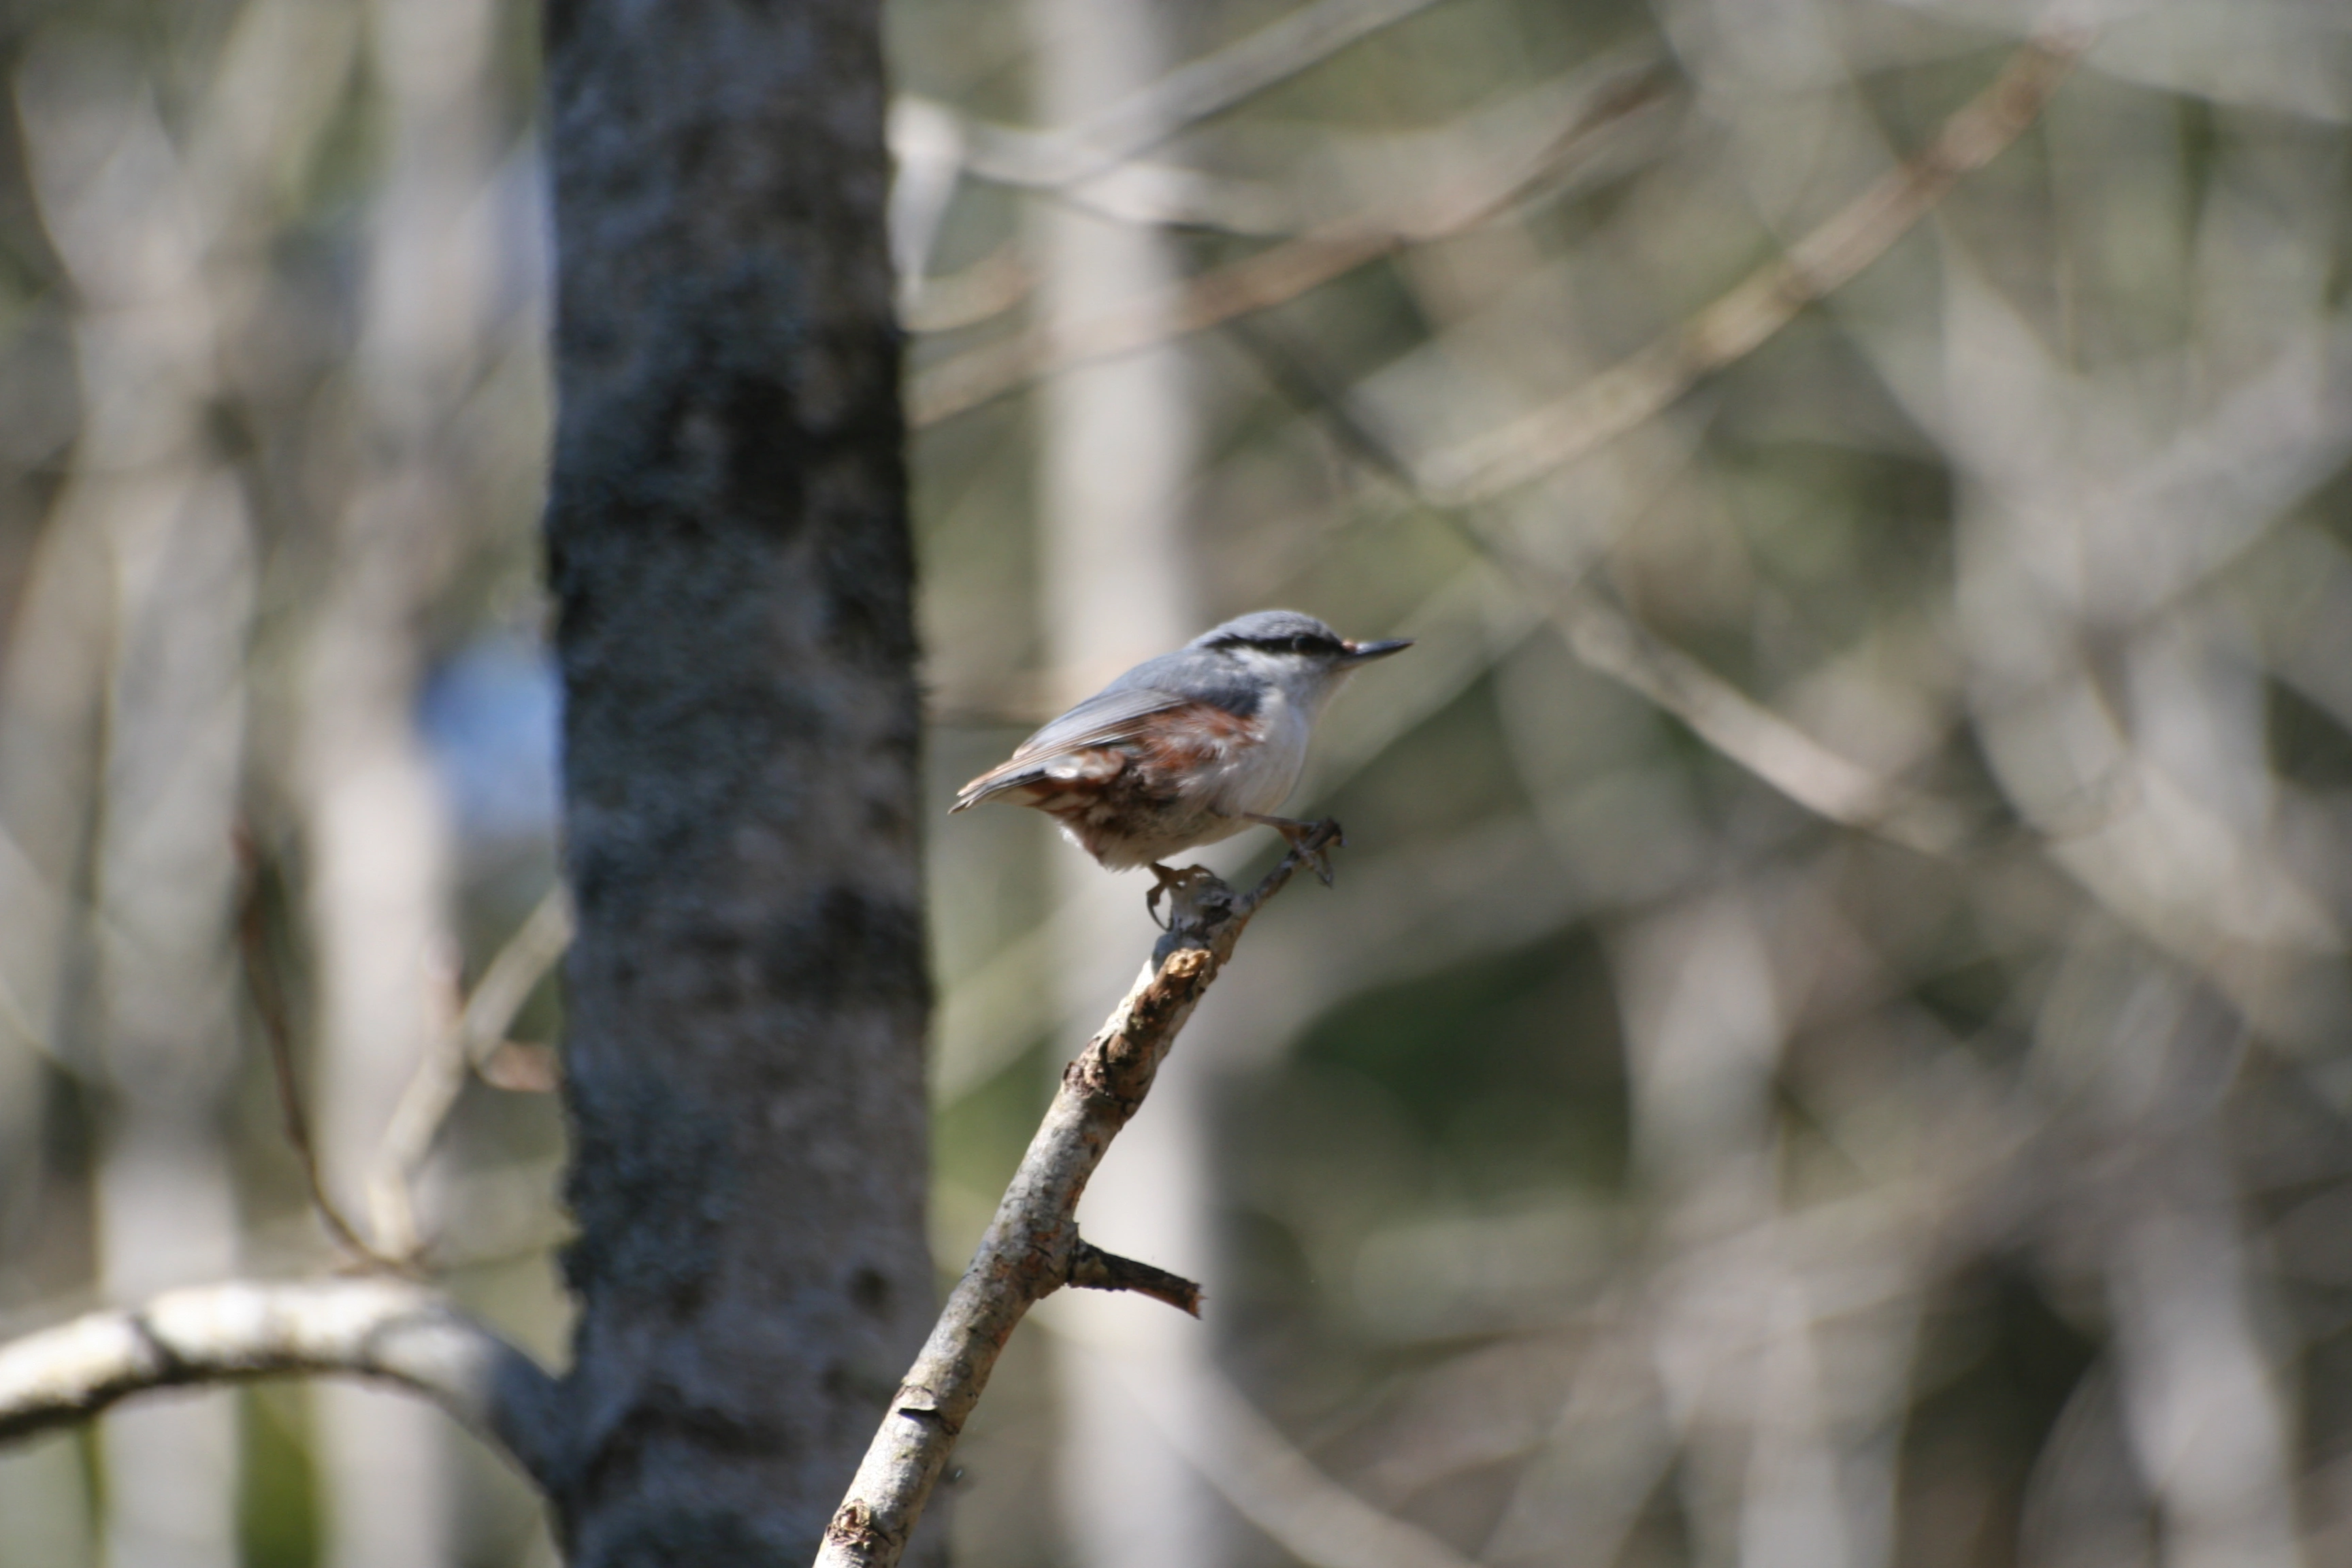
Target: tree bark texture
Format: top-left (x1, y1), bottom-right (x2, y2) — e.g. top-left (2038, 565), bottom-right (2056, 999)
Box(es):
top-left (541, 3), bottom-right (932, 1563)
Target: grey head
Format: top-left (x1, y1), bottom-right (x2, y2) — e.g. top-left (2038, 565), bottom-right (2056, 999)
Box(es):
top-left (1096, 609), bottom-right (1413, 717)
top-left (1117, 608), bottom-right (1413, 719)
top-left (1189, 609), bottom-right (1412, 666)
top-left (1189, 609), bottom-right (1348, 655)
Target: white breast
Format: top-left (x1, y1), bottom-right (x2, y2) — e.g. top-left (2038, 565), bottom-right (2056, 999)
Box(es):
top-left (1198, 657), bottom-right (1327, 818)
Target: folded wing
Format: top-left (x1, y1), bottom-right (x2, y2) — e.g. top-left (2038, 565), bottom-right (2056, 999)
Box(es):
top-left (951, 686), bottom-right (1190, 811)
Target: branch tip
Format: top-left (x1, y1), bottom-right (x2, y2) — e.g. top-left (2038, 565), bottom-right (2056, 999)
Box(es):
top-left (1067, 1241), bottom-right (1205, 1318)
top-left (233, 829), bottom-right (408, 1273)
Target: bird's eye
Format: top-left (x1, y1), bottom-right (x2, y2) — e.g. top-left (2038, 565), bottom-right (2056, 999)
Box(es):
top-left (1286, 636), bottom-right (1309, 653)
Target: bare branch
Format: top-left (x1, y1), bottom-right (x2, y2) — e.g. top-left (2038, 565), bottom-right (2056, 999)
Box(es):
top-left (891, 0), bottom-right (1467, 301)
top-left (1243, 304), bottom-right (1978, 856)
top-left (233, 832), bottom-right (407, 1271)
top-left (963, 0), bottom-right (1459, 191)
top-left (1027, 1311), bottom-right (1483, 1568)
top-left (1215, 100), bottom-right (2008, 858)
top-left (908, 55), bottom-right (1671, 427)
top-left (898, 243), bottom-right (1036, 335)
top-left (1414, 30), bottom-right (2088, 503)
top-left (816, 826), bottom-right (1341, 1568)
top-left (1556, 593), bottom-right (1967, 856)
top-left (0, 1278), bottom-right (560, 1486)
top-left (1115, 1346), bottom-right (1481, 1568)
top-left (367, 885), bottom-right (574, 1262)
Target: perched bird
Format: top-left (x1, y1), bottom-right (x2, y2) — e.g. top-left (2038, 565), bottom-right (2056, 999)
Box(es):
top-left (953, 610), bottom-right (1411, 900)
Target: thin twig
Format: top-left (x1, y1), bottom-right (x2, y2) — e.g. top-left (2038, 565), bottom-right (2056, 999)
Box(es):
top-left (962, 0), bottom-right (1461, 191)
top-left (908, 56), bottom-right (1673, 427)
top-left (1068, 1333), bottom-right (1482, 1568)
top-left (1238, 259), bottom-right (1979, 854)
top-left (1413, 31), bottom-right (2088, 502)
top-left (232, 830), bottom-right (406, 1272)
top-left (817, 824), bottom-right (1343, 1568)
top-left (1556, 592), bottom-right (1967, 855)
top-left (911, 29), bottom-right (2073, 434)
top-left (1211, 31), bottom-right (2095, 854)
top-left (0, 1276), bottom-right (559, 1487)
top-left (899, 244), bottom-right (1036, 335)
top-left (367, 885), bottom-right (574, 1264)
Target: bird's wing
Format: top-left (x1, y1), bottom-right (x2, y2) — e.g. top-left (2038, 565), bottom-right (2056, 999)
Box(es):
top-left (1010, 685), bottom-right (1196, 760)
top-left (953, 685), bottom-right (1189, 811)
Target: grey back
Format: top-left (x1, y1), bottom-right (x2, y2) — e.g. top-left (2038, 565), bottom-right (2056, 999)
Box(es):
top-left (1100, 645), bottom-right (1261, 719)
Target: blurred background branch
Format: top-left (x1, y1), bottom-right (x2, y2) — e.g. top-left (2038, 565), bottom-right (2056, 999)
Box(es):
top-left (0, 1279), bottom-right (556, 1479)
top-left (1, 0), bottom-right (2351, 1564)
top-left (364, 886), bottom-right (570, 1267)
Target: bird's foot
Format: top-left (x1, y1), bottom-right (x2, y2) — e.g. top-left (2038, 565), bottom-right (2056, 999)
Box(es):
top-left (1146, 862), bottom-right (1220, 928)
top-left (1245, 813), bottom-right (1345, 886)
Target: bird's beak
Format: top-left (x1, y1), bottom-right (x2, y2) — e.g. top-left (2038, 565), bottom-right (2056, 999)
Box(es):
top-left (1341, 638), bottom-right (1414, 663)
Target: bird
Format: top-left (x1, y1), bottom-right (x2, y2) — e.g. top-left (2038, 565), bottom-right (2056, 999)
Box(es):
top-left (953, 610), bottom-right (1411, 909)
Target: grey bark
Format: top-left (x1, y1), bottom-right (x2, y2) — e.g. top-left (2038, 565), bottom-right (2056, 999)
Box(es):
top-left (539, 1), bottom-right (934, 1563)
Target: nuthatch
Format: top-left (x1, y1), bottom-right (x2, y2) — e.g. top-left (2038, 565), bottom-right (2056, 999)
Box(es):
top-left (953, 610), bottom-right (1411, 903)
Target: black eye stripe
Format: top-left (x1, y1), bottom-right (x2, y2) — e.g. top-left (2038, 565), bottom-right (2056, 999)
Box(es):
top-left (1210, 629), bottom-right (1342, 655)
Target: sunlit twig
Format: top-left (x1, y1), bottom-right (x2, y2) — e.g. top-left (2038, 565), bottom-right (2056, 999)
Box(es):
top-left (1557, 591), bottom-right (1967, 855)
top-left (962, 0), bottom-right (1463, 191)
top-left (1069, 1331), bottom-right (1482, 1568)
top-left (233, 830), bottom-right (406, 1273)
top-left (1413, 31), bottom-right (2088, 503)
top-left (366, 885), bottom-right (574, 1264)
top-left (908, 54), bottom-right (1672, 426)
top-left (1240, 278), bottom-right (1979, 853)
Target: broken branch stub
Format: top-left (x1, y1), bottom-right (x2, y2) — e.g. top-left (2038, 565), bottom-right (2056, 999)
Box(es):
top-left (816, 824), bottom-right (1339, 1568)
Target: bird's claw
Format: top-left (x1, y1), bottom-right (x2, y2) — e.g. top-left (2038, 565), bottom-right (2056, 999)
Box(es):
top-left (1146, 862), bottom-right (1217, 928)
top-left (1303, 819), bottom-right (1344, 885)
top-left (1264, 817), bottom-right (1344, 885)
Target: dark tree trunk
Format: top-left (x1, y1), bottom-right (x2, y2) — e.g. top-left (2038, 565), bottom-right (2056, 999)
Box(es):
top-left (539, 2), bottom-right (932, 1562)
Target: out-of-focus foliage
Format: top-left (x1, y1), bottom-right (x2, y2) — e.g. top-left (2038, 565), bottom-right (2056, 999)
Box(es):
top-left (0, 0), bottom-right (561, 1563)
top-left (5, 0), bottom-right (2352, 1565)
top-left (907, 2), bottom-right (2352, 1566)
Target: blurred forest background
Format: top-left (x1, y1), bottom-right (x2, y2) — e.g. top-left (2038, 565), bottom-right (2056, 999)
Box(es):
top-left (3, 0), bottom-right (2352, 1565)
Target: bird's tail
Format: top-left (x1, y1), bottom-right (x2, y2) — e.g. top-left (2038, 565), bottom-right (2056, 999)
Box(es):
top-left (951, 764), bottom-right (1045, 813)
